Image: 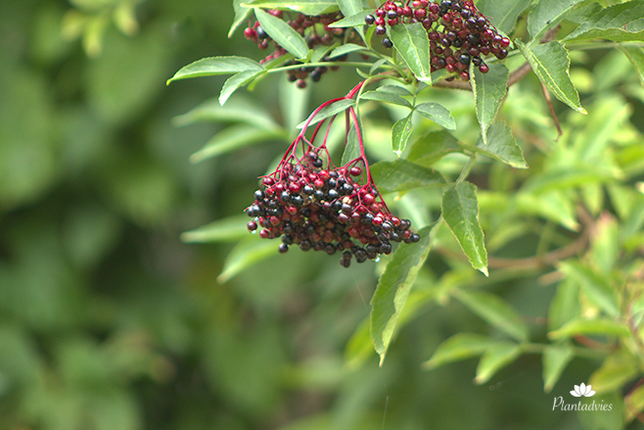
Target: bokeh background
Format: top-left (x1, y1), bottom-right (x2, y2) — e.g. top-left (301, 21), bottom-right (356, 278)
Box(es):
top-left (1, 1), bottom-right (642, 429)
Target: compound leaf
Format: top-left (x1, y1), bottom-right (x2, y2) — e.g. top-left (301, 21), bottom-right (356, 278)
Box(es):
top-left (167, 56), bottom-right (264, 84)
top-left (389, 22), bottom-right (431, 83)
top-left (527, 0), bottom-right (584, 43)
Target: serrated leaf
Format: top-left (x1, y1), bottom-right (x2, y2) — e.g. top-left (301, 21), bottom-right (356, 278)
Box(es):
top-left (527, 0), bottom-right (584, 43)
top-left (468, 122), bottom-right (527, 169)
top-left (471, 62), bottom-right (509, 144)
top-left (391, 113), bottom-right (414, 156)
top-left (328, 43), bottom-right (367, 59)
top-left (219, 70), bottom-right (265, 105)
top-left (360, 90), bottom-right (412, 108)
top-left (217, 237), bottom-right (278, 283)
top-left (371, 159), bottom-right (446, 192)
top-left (619, 46), bottom-right (644, 88)
top-left (542, 343), bottom-right (575, 392)
top-left (309, 43), bottom-right (337, 63)
top-left (477, 0), bottom-right (531, 35)
top-left (371, 224), bottom-right (436, 366)
top-left (452, 289), bottom-right (528, 342)
top-left (167, 56), bottom-right (264, 84)
top-left (242, 0), bottom-right (338, 15)
top-left (173, 98), bottom-right (279, 130)
top-left (405, 130), bottom-right (462, 167)
top-left (564, 0), bottom-right (644, 42)
top-left (475, 341), bottom-right (522, 384)
top-left (255, 8), bottom-right (309, 59)
top-left (389, 22), bottom-right (431, 83)
top-left (423, 333), bottom-right (493, 370)
top-left (229, 0), bottom-right (254, 38)
top-left (337, 0), bottom-right (363, 21)
top-left (548, 318), bottom-right (630, 340)
top-left (297, 99), bottom-right (355, 128)
top-left (328, 10), bottom-right (371, 28)
top-left (414, 102), bottom-right (455, 130)
top-left (516, 40), bottom-right (586, 114)
top-left (181, 215), bottom-right (250, 243)
top-left (441, 182), bottom-right (488, 276)
top-left (190, 125), bottom-right (282, 163)
top-left (558, 260), bottom-right (619, 317)
top-left (377, 85), bottom-right (412, 96)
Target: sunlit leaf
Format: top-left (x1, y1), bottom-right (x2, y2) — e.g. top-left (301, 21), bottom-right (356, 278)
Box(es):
top-left (466, 122), bottom-right (527, 169)
top-left (255, 8), bottom-right (309, 59)
top-left (618, 45), bottom-right (644, 88)
top-left (414, 102), bottom-right (455, 130)
top-left (360, 90), bottom-right (412, 108)
top-left (471, 62), bottom-right (508, 144)
top-left (167, 56), bottom-right (264, 84)
top-left (371, 159), bottom-right (446, 192)
top-left (242, 0), bottom-right (338, 15)
top-left (527, 0), bottom-right (584, 43)
top-left (558, 260), bottom-right (619, 317)
top-left (441, 182), bottom-right (488, 276)
top-left (229, 0), bottom-right (253, 37)
top-left (548, 318), bottom-right (630, 340)
top-left (181, 215), bottom-right (250, 243)
top-left (405, 130), bottom-right (462, 167)
top-left (389, 22), bottom-right (431, 83)
top-left (328, 43), bottom-right (368, 59)
top-left (219, 70), bottom-right (265, 105)
top-left (564, 1), bottom-right (644, 42)
top-left (516, 40), bottom-right (586, 114)
top-left (589, 351), bottom-right (640, 394)
top-left (477, 0), bottom-right (531, 35)
top-left (452, 289), bottom-right (528, 342)
top-left (391, 113), bottom-right (414, 155)
top-left (371, 224), bottom-right (436, 365)
top-left (328, 10), bottom-right (371, 28)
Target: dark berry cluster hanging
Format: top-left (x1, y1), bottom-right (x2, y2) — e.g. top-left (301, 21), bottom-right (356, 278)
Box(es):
top-left (365, 0), bottom-right (510, 81)
top-left (245, 84), bottom-right (418, 267)
top-left (243, 10), bottom-right (359, 88)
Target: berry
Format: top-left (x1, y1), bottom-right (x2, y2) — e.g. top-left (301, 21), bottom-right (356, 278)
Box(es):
top-left (382, 37), bottom-right (393, 48)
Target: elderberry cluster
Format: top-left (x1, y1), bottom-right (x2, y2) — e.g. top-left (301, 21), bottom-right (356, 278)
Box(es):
top-left (243, 10), bottom-right (357, 88)
top-left (365, 0), bottom-right (511, 81)
top-left (245, 152), bottom-right (418, 267)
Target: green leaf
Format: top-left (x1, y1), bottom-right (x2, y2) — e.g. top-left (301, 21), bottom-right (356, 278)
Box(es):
top-left (360, 90), bottom-right (412, 109)
top-left (371, 159), bottom-right (446, 193)
top-left (589, 351), bottom-right (639, 394)
top-left (229, 0), bottom-right (253, 38)
top-left (619, 46), bottom-right (644, 88)
top-left (190, 125), bottom-right (283, 163)
top-left (167, 56), bottom-right (264, 84)
top-left (468, 122), bottom-right (528, 169)
top-left (441, 181), bottom-right (488, 276)
top-left (405, 130), bottom-right (462, 167)
top-left (389, 22), bottom-right (431, 83)
top-left (217, 237), bottom-right (278, 283)
top-left (391, 113), bottom-right (414, 156)
top-left (516, 40), bottom-right (586, 114)
top-left (423, 333), bottom-right (493, 370)
top-left (219, 70), bottom-right (265, 105)
top-left (452, 289), bottom-right (529, 342)
top-left (181, 215), bottom-right (250, 243)
top-left (564, 0), bottom-right (644, 42)
top-left (371, 224), bottom-right (436, 366)
top-left (527, 0), bottom-right (584, 43)
top-left (626, 385), bottom-right (644, 422)
top-left (328, 10), bottom-right (371, 28)
top-left (341, 123), bottom-right (360, 166)
top-left (297, 99), bottom-right (355, 128)
top-left (477, 0), bottom-right (531, 35)
top-left (255, 8), bottom-right (309, 59)
top-left (548, 279), bottom-right (581, 331)
top-left (558, 260), bottom-right (619, 317)
top-left (471, 62), bottom-right (509, 144)
top-left (377, 85), bottom-right (412, 96)
top-left (516, 190), bottom-right (579, 231)
top-left (475, 341), bottom-right (522, 384)
top-left (327, 43), bottom-right (367, 59)
top-left (336, 0), bottom-right (363, 21)
top-left (309, 43), bottom-right (337, 63)
top-left (242, 0), bottom-right (338, 15)
top-left (522, 165), bottom-right (616, 194)
top-left (548, 318), bottom-right (630, 340)
top-left (414, 102), bottom-right (455, 130)
top-left (542, 343), bottom-right (575, 392)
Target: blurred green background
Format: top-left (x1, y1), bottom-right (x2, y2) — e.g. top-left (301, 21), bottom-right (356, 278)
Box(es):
top-left (0, 1), bottom-right (637, 429)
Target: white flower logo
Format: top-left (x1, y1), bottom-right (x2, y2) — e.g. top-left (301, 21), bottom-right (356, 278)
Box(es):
top-left (570, 383), bottom-right (596, 397)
